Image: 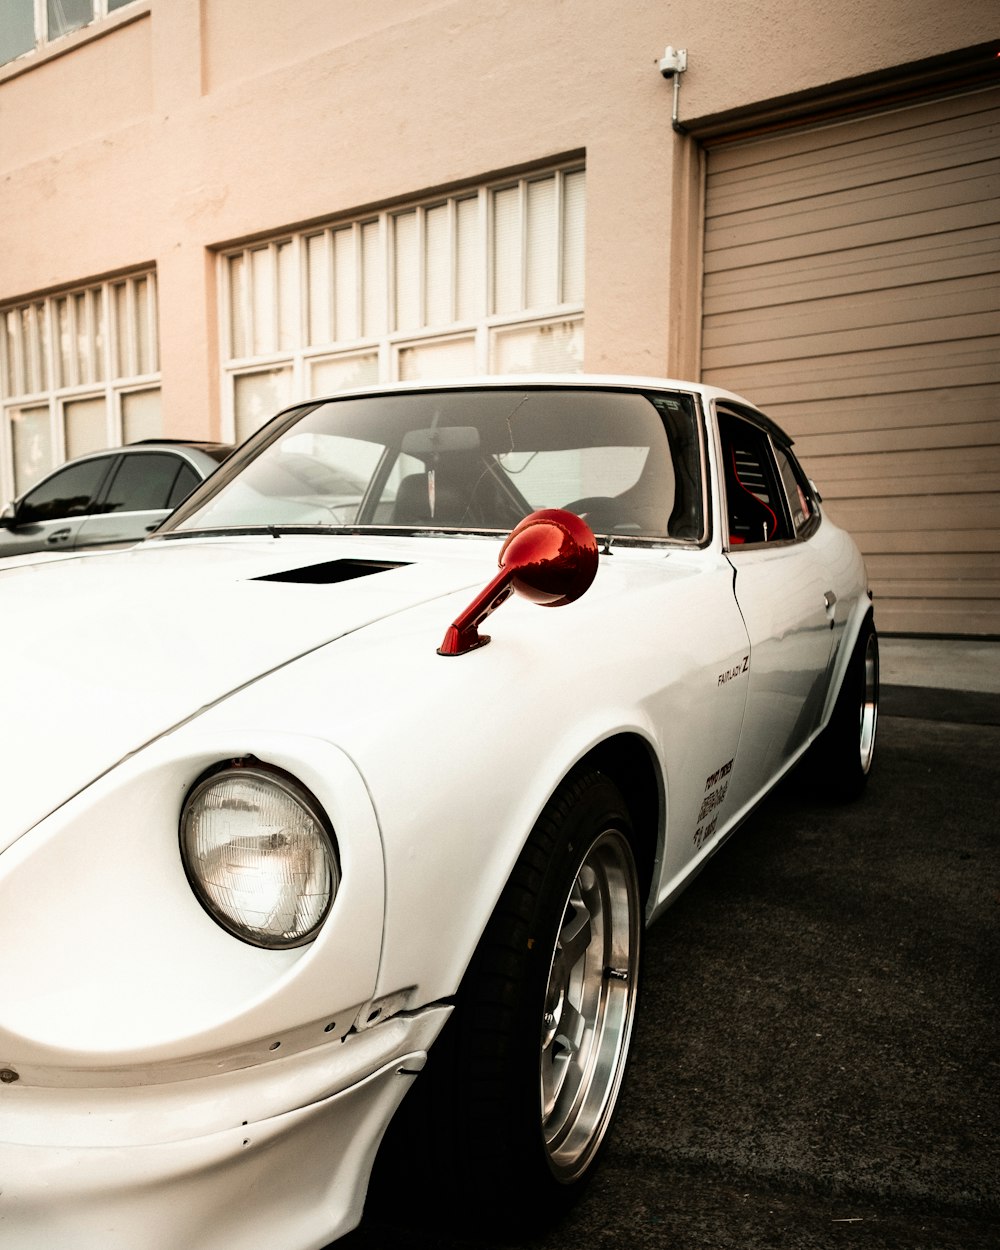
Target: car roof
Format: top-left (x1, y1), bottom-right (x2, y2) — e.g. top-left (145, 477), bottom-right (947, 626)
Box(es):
top-left (124, 439), bottom-right (234, 457)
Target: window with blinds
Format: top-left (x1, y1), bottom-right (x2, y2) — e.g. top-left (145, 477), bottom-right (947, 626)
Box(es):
top-left (0, 271), bottom-right (161, 503)
top-left (221, 163), bottom-right (585, 442)
top-left (1, 0), bottom-right (139, 68)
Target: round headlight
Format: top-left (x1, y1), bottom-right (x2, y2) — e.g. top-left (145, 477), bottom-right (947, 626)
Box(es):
top-left (181, 764), bottom-right (339, 949)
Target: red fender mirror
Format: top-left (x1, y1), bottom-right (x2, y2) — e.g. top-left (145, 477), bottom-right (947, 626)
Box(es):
top-left (438, 508), bottom-right (599, 657)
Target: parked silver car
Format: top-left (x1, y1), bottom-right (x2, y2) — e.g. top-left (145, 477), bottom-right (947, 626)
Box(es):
top-left (0, 440), bottom-right (233, 558)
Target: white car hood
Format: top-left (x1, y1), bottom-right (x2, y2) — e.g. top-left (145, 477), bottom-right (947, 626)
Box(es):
top-left (0, 534), bottom-right (494, 848)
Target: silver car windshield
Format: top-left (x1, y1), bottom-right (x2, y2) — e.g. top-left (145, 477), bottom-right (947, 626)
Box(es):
top-left (162, 387), bottom-right (705, 543)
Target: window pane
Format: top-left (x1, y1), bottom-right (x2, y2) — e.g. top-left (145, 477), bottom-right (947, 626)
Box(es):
top-left (393, 211), bottom-right (420, 332)
top-left (135, 274), bottom-right (156, 373)
top-left (74, 292), bottom-right (90, 384)
top-left (251, 249), bottom-right (275, 356)
top-left (56, 297), bottom-right (73, 387)
top-left (775, 446), bottom-right (815, 535)
top-left (228, 255), bottom-right (248, 359)
top-left (21, 304), bottom-right (45, 394)
top-left (0, 1), bottom-right (36, 66)
top-left (718, 413), bottom-right (792, 544)
top-left (562, 169), bottom-right (586, 304)
top-left (361, 220), bottom-right (383, 338)
top-left (277, 241), bottom-right (298, 351)
top-left (424, 204), bottom-right (451, 326)
top-left (306, 233), bottom-right (331, 347)
top-left (108, 0), bottom-right (137, 11)
top-left (64, 395), bottom-right (108, 458)
top-left (397, 336), bottom-right (475, 382)
top-left (11, 405), bottom-right (53, 495)
top-left (121, 388), bottom-right (161, 442)
top-left (19, 456), bottom-right (110, 523)
top-left (333, 228), bottom-right (357, 341)
top-left (167, 462), bottom-right (200, 509)
top-left (455, 196), bottom-right (480, 322)
top-left (2, 310), bottom-right (17, 396)
top-left (47, 0), bottom-right (92, 40)
top-left (112, 281), bottom-right (130, 376)
top-left (101, 452), bottom-right (180, 513)
top-left (492, 319), bottom-right (583, 374)
top-left (233, 367), bottom-right (293, 443)
top-left (171, 386), bottom-right (698, 541)
top-left (525, 177), bottom-right (557, 309)
top-left (310, 352), bottom-right (379, 396)
top-left (492, 186), bottom-right (521, 315)
top-left (92, 286), bottom-right (106, 381)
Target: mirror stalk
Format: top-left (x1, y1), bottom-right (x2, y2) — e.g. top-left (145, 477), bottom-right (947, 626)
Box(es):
top-left (437, 509), bottom-right (598, 657)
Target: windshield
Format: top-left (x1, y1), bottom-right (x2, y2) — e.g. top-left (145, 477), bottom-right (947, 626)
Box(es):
top-left (162, 386), bottom-right (705, 542)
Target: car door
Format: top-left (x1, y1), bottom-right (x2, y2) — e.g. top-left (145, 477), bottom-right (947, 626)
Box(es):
top-left (716, 405), bottom-right (841, 814)
top-left (0, 455), bottom-right (116, 558)
top-left (73, 451), bottom-right (200, 549)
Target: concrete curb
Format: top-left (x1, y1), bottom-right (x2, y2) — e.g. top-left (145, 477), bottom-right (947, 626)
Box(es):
top-left (880, 683), bottom-right (1000, 726)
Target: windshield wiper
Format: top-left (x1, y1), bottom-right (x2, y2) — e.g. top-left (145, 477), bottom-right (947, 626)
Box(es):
top-left (154, 525), bottom-right (336, 540)
top-left (154, 523), bottom-right (505, 542)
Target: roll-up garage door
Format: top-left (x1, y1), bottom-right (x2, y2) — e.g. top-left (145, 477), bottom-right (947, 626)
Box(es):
top-left (701, 86), bottom-right (1000, 636)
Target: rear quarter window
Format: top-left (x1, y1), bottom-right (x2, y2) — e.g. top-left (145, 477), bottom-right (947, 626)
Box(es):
top-left (774, 445), bottom-right (818, 538)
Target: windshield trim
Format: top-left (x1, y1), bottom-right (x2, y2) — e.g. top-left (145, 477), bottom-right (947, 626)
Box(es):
top-left (159, 384), bottom-right (712, 547)
top-left (149, 523), bottom-right (701, 550)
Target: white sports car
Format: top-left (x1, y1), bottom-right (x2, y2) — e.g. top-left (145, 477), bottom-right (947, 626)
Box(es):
top-left (0, 377), bottom-right (878, 1249)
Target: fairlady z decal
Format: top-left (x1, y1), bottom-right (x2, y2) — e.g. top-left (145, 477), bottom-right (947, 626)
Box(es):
top-left (717, 654), bottom-right (750, 686)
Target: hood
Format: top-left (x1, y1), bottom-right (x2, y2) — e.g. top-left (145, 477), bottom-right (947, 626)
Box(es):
top-left (0, 534), bottom-right (496, 847)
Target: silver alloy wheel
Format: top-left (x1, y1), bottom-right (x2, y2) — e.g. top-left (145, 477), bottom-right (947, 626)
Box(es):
top-left (540, 826), bottom-right (641, 1182)
top-left (859, 630), bottom-right (879, 775)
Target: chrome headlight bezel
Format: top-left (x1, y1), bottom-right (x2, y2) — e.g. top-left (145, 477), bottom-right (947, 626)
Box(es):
top-left (180, 759), bottom-right (340, 950)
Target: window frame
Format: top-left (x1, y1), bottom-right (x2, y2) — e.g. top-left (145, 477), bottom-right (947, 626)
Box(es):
top-left (773, 441), bottom-right (821, 541)
top-left (0, 0), bottom-right (146, 75)
top-left (161, 383), bottom-right (711, 550)
top-left (13, 450), bottom-right (118, 524)
top-left (218, 162), bottom-right (586, 443)
top-left (716, 404), bottom-right (815, 550)
top-left (0, 271), bottom-right (161, 505)
top-left (96, 449), bottom-right (192, 516)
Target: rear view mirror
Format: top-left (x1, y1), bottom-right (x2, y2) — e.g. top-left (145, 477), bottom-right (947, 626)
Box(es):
top-left (438, 508), bottom-right (599, 656)
top-left (402, 426), bottom-right (481, 456)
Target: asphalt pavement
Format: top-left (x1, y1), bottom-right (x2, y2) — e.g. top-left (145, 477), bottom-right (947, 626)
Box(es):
top-left (337, 637), bottom-right (1000, 1250)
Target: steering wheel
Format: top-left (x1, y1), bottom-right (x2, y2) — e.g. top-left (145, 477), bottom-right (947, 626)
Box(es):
top-left (564, 496), bottom-right (623, 533)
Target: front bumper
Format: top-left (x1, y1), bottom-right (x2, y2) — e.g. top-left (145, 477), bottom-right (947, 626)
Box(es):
top-left (0, 1004), bottom-right (450, 1250)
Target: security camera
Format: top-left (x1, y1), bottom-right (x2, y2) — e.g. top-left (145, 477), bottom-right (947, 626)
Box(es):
top-left (658, 46), bottom-right (687, 78)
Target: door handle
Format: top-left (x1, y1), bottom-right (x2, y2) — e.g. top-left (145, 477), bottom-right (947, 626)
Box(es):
top-left (823, 590), bottom-right (837, 628)
top-left (46, 528), bottom-right (72, 545)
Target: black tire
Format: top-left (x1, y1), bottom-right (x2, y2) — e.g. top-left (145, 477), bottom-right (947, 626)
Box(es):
top-left (379, 770), bottom-right (642, 1230)
top-left (808, 615), bottom-right (879, 801)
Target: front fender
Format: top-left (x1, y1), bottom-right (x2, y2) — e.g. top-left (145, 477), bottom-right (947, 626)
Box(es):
top-left (819, 584), bottom-right (876, 731)
top-left (0, 729), bottom-right (384, 1080)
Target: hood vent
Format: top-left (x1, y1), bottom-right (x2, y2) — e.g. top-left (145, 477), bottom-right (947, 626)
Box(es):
top-left (255, 559), bottom-right (409, 585)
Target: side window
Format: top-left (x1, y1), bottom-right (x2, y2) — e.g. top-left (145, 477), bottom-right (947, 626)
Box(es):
top-left (717, 412), bottom-right (791, 546)
top-left (100, 453), bottom-right (185, 514)
top-left (774, 445), bottom-right (817, 537)
top-left (17, 457), bottom-right (113, 525)
top-left (167, 462), bottom-right (200, 509)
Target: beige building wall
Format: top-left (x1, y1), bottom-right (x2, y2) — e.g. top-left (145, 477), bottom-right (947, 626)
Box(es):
top-left (1, 0), bottom-right (996, 628)
top-left (3, 0), bottom-right (993, 434)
